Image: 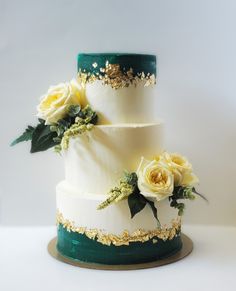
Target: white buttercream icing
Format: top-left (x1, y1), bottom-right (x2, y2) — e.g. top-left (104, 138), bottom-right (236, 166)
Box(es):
top-left (84, 80), bottom-right (157, 124)
top-left (56, 180), bottom-right (179, 234)
top-left (64, 122), bottom-right (164, 195)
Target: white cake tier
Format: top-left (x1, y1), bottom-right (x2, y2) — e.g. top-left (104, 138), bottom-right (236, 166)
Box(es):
top-left (56, 180), bottom-right (179, 234)
top-left (64, 122), bottom-right (163, 195)
top-left (84, 80), bottom-right (157, 124)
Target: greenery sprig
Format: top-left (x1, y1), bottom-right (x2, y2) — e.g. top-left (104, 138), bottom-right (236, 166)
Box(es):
top-left (11, 105), bottom-right (98, 153)
top-left (59, 106), bottom-right (97, 151)
top-left (169, 186), bottom-right (207, 216)
top-left (98, 172), bottom-right (159, 223)
top-left (97, 172), bottom-right (137, 210)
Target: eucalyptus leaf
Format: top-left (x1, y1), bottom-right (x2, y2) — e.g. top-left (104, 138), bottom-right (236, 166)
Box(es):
top-left (68, 105), bottom-right (81, 117)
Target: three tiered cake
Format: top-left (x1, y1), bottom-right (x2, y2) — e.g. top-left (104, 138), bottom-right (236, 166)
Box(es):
top-left (12, 53), bottom-right (201, 266)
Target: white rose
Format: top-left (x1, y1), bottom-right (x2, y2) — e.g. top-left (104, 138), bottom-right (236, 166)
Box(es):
top-left (136, 157), bottom-right (174, 201)
top-left (157, 152), bottom-right (199, 187)
top-left (37, 79), bottom-right (85, 125)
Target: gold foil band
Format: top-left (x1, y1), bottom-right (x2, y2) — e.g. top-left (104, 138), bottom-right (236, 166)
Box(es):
top-left (78, 62), bottom-right (156, 89)
top-left (56, 211), bottom-right (181, 246)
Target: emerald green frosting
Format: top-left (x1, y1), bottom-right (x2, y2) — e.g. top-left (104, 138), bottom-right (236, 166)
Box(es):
top-left (57, 224), bottom-right (182, 265)
top-left (77, 53), bottom-right (157, 76)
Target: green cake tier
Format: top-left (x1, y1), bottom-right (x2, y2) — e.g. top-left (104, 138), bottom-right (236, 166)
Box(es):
top-left (77, 53), bottom-right (156, 76)
top-left (57, 224), bottom-right (182, 265)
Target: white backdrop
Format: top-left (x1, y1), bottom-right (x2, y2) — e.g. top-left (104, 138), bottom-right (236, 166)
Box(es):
top-left (0, 0), bottom-right (235, 226)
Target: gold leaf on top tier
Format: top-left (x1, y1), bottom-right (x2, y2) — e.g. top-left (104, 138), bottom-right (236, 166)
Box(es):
top-left (78, 62), bottom-right (156, 89)
top-left (56, 211), bottom-right (181, 246)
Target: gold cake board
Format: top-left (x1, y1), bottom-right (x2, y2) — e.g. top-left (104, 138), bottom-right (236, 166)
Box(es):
top-left (48, 233), bottom-right (193, 270)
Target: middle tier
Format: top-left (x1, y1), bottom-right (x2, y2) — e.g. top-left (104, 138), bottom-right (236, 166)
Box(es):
top-left (64, 122), bottom-right (163, 195)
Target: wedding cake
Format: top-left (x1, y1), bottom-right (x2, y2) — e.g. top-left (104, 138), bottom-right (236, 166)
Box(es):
top-left (12, 53), bottom-right (202, 266)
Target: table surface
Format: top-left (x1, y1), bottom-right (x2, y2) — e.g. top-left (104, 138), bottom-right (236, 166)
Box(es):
top-left (0, 225), bottom-right (236, 291)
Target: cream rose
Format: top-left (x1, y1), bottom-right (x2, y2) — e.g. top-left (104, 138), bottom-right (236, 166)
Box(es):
top-left (37, 79), bottom-right (85, 125)
top-left (157, 152), bottom-right (199, 186)
top-left (181, 171), bottom-right (199, 186)
top-left (136, 157), bottom-right (174, 201)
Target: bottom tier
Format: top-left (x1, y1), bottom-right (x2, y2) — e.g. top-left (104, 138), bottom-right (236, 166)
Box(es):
top-left (56, 181), bottom-right (182, 265)
top-left (57, 224), bottom-right (182, 265)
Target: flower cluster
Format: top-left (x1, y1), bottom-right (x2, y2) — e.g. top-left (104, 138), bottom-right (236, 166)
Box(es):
top-left (137, 152), bottom-right (199, 202)
top-left (12, 79), bottom-right (98, 153)
top-left (99, 152), bottom-right (202, 219)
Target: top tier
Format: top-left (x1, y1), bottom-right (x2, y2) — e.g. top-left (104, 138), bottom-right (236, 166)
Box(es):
top-left (77, 53), bottom-right (158, 125)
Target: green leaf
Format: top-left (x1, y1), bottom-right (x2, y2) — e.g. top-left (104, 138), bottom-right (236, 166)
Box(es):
top-left (38, 118), bottom-right (45, 124)
top-left (11, 126), bottom-right (35, 146)
top-left (172, 186), bottom-right (185, 199)
top-left (128, 191), bottom-right (147, 218)
top-left (145, 199), bottom-right (160, 226)
top-left (128, 191), bottom-right (160, 223)
top-left (192, 187), bottom-right (208, 202)
top-left (30, 122), bottom-right (58, 153)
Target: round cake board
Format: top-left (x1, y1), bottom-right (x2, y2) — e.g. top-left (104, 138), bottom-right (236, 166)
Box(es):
top-left (47, 233), bottom-right (193, 270)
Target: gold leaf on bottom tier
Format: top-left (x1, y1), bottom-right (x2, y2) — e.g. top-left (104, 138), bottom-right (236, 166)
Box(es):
top-left (56, 211), bottom-right (181, 246)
